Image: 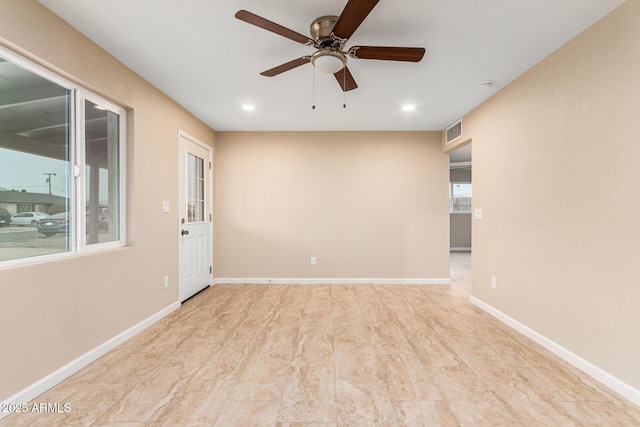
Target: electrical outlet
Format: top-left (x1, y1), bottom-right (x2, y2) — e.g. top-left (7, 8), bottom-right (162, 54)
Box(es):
top-left (491, 276), bottom-right (497, 289)
top-left (311, 256), bottom-right (317, 266)
top-left (163, 276), bottom-right (169, 289)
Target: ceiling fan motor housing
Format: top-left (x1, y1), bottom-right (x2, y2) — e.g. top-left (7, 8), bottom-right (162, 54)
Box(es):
top-left (310, 15), bottom-right (342, 48)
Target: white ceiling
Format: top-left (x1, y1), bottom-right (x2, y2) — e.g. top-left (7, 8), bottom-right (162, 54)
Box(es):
top-left (38, 0), bottom-right (623, 132)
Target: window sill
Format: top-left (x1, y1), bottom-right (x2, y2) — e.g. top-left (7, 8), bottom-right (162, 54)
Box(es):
top-left (0, 242), bottom-right (129, 272)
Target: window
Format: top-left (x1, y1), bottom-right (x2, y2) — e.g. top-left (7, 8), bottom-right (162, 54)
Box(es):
top-left (82, 97), bottom-right (121, 245)
top-left (450, 182), bottom-right (472, 213)
top-left (0, 48), bottom-right (125, 265)
top-left (17, 204), bottom-right (35, 213)
top-left (187, 153), bottom-right (205, 223)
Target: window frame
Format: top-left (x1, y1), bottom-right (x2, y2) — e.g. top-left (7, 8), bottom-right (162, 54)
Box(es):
top-left (76, 91), bottom-right (127, 251)
top-left (0, 46), bottom-right (126, 268)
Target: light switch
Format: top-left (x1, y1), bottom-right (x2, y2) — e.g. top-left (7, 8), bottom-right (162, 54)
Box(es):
top-left (474, 208), bottom-right (483, 220)
top-left (162, 201), bottom-right (170, 213)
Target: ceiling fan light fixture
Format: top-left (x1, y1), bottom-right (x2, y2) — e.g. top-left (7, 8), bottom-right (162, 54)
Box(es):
top-left (311, 50), bottom-right (346, 74)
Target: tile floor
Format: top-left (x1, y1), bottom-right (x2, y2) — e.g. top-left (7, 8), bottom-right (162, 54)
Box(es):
top-left (2, 252), bottom-right (640, 426)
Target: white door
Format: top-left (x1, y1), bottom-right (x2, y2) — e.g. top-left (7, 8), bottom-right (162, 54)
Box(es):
top-left (178, 131), bottom-right (212, 302)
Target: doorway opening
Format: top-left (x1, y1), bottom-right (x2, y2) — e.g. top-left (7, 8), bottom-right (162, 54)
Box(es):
top-left (449, 142), bottom-right (472, 293)
top-left (449, 143), bottom-right (472, 252)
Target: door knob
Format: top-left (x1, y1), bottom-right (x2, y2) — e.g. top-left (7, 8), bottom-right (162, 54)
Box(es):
top-left (181, 229), bottom-right (189, 235)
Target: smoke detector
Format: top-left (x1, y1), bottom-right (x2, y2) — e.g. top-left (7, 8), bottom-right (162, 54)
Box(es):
top-left (477, 80), bottom-right (495, 91)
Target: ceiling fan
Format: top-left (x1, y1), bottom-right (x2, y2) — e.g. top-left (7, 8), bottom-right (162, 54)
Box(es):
top-left (235, 0), bottom-right (426, 92)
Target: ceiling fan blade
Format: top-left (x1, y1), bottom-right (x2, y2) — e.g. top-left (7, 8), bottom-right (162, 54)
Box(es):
top-left (261, 57), bottom-right (311, 77)
top-left (332, 0), bottom-right (380, 40)
top-left (235, 10), bottom-right (312, 45)
top-left (334, 66), bottom-right (358, 91)
top-left (349, 46), bottom-right (426, 62)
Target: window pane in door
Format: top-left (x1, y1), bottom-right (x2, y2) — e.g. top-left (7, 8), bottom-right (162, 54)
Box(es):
top-left (187, 153), bottom-right (204, 223)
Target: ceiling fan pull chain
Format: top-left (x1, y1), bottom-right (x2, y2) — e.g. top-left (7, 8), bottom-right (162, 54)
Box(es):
top-left (312, 66), bottom-right (316, 110)
top-left (343, 69), bottom-right (347, 108)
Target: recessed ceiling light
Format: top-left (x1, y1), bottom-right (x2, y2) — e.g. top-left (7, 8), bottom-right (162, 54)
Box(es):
top-left (402, 105), bottom-right (416, 112)
top-left (242, 104), bottom-right (255, 111)
top-left (477, 80), bottom-right (495, 91)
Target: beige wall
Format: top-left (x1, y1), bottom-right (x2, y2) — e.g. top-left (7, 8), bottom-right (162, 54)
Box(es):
top-left (214, 131), bottom-right (449, 280)
top-left (0, 0), bottom-right (215, 400)
top-left (462, 1), bottom-right (640, 390)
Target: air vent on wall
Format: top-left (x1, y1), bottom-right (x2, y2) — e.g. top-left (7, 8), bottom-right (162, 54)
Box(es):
top-left (445, 119), bottom-right (463, 144)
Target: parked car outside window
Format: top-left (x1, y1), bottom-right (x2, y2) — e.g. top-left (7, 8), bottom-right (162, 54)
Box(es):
top-left (0, 208), bottom-right (11, 227)
top-left (38, 212), bottom-right (69, 237)
top-left (11, 212), bottom-right (50, 226)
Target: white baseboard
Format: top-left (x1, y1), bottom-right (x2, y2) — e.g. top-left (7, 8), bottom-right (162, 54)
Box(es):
top-left (470, 296), bottom-right (640, 407)
top-left (0, 302), bottom-right (180, 420)
top-left (214, 278), bottom-right (451, 285)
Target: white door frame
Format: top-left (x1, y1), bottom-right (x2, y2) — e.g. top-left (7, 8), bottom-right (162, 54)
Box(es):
top-left (177, 129), bottom-right (213, 302)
